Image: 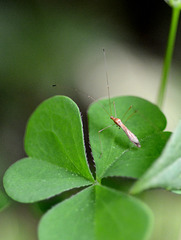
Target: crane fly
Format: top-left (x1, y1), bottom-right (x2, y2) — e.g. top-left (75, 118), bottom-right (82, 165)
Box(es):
top-left (97, 49), bottom-right (141, 156)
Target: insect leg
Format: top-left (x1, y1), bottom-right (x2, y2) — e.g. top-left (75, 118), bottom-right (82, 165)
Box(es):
top-left (121, 105), bottom-right (133, 121)
top-left (124, 109), bottom-right (138, 123)
top-left (98, 124), bottom-right (114, 158)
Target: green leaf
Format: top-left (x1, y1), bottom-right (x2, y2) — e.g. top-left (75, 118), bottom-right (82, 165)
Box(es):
top-left (4, 96), bottom-right (94, 203)
top-left (0, 188), bottom-right (10, 211)
top-left (39, 186), bottom-right (95, 240)
top-left (4, 158), bottom-right (92, 203)
top-left (131, 120), bottom-right (181, 194)
top-left (103, 132), bottom-right (171, 178)
top-left (39, 185), bottom-right (153, 240)
top-left (88, 96), bottom-right (168, 180)
top-left (95, 185), bottom-right (153, 240)
top-left (25, 96), bottom-right (93, 181)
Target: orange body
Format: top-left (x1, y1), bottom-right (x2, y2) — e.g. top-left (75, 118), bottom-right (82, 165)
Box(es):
top-left (110, 116), bottom-right (141, 147)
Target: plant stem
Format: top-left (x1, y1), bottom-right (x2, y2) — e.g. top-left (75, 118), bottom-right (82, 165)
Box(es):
top-left (157, 7), bottom-right (180, 108)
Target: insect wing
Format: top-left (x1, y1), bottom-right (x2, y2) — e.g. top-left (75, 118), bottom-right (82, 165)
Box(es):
top-left (121, 124), bottom-right (141, 148)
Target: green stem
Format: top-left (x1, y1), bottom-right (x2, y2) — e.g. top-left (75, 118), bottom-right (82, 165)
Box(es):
top-left (157, 7), bottom-right (180, 108)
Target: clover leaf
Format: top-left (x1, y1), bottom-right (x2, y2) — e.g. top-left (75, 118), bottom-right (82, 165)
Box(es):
top-left (39, 185), bottom-right (153, 240)
top-left (88, 96), bottom-right (171, 181)
top-left (3, 95), bottom-right (170, 239)
top-left (4, 96), bottom-right (94, 202)
top-left (131, 120), bottom-right (181, 194)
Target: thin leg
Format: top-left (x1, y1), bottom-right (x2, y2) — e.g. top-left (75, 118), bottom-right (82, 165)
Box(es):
top-left (98, 131), bottom-right (103, 158)
top-left (124, 110), bottom-right (137, 123)
top-left (98, 124), bottom-right (114, 133)
top-left (121, 105), bottom-right (133, 121)
top-left (98, 124), bottom-right (114, 158)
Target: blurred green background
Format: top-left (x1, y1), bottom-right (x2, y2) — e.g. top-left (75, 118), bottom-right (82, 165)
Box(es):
top-left (1, 1), bottom-right (181, 239)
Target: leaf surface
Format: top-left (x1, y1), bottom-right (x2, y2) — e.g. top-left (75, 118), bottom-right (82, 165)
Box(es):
top-left (25, 96), bottom-right (93, 180)
top-left (103, 132), bottom-right (171, 178)
top-left (88, 96), bottom-right (169, 180)
top-left (131, 120), bottom-right (181, 194)
top-left (4, 158), bottom-right (92, 202)
top-left (39, 185), bottom-right (153, 240)
top-left (4, 96), bottom-right (94, 202)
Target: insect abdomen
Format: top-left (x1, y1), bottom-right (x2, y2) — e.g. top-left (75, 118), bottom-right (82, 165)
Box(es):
top-left (110, 116), bottom-right (141, 147)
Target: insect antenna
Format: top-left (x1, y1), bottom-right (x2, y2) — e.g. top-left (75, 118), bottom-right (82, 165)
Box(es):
top-left (73, 87), bottom-right (110, 117)
top-left (87, 94), bottom-right (110, 117)
top-left (103, 48), bottom-right (112, 116)
top-left (113, 101), bottom-right (117, 118)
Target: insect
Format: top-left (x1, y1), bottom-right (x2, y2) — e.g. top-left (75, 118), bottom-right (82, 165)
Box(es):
top-left (97, 49), bottom-right (141, 153)
top-left (109, 116), bottom-right (141, 147)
